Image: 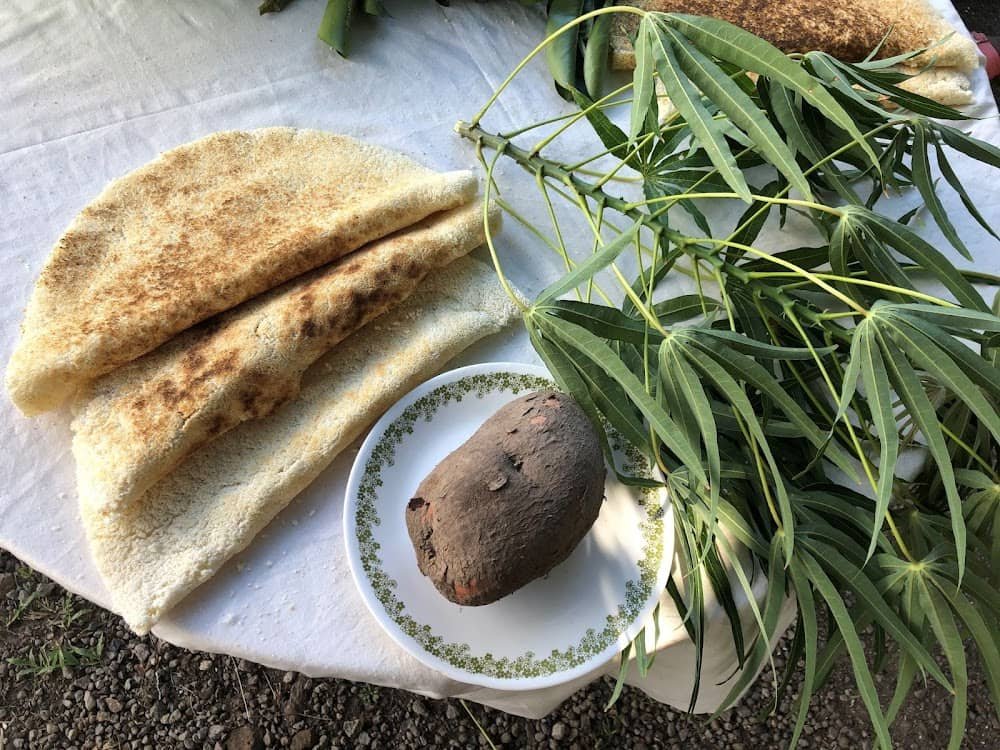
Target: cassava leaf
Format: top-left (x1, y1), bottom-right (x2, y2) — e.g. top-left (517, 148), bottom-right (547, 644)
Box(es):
top-left (583, 12), bottom-right (612, 98)
top-left (647, 23), bottom-right (752, 201)
top-left (911, 122), bottom-right (972, 260)
top-left (545, 0), bottom-right (584, 95)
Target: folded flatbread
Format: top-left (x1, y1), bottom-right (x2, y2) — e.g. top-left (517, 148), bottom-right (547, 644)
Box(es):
top-left (71, 201), bottom-right (498, 515)
top-left (79, 256), bottom-right (522, 633)
top-left (611, 0), bottom-right (980, 105)
top-left (6, 128), bottom-right (477, 415)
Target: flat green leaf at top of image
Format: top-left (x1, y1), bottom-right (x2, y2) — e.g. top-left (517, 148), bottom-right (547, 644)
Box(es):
top-left (545, 0), bottom-right (584, 94)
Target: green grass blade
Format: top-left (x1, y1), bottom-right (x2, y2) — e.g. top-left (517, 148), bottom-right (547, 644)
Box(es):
top-left (911, 123), bottom-right (972, 260)
top-left (648, 24), bottom-right (751, 202)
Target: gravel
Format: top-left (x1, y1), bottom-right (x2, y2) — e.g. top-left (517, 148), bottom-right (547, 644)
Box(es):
top-left (1, 550), bottom-right (999, 748)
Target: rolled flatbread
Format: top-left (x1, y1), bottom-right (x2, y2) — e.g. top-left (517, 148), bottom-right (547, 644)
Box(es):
top-left (6, 128), bottom-right (477, 415)
top-left (611, 0), bottom-right (980, 105)
top-left (80, 255), bottom-right (522, 633)
top-left (71, 201), bottom-right (498, 515)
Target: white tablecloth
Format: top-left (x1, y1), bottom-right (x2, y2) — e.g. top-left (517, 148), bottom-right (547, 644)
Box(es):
top-left (1, 0), bottom-right (996, 719)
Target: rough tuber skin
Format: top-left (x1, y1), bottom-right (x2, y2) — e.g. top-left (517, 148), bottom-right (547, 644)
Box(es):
top-left (405, 389), bottom-right (606, 606)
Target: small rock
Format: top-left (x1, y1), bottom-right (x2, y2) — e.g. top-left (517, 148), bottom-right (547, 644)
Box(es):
top-left (552, 722), bottom-right (567, 741)
top-left (289, 729), bottom-right (314, 750)
top-left (411, 699), bottom-right (429, 716)
top-left (84, 691), bottom-right (96, 711)
top-left (199, 660), bottom-right (214, 671)
top-left (356, 732), bottom-right (371, 747)
top-left (226, 725), bottom-right (262, 750)
top-left (445, 704), bottom-right (460, 721)
top-left (106, 697), bottom-right (123, 714)
top-left (283, 671), bottom-right (296, 684)
top-left (0, 573), bottom-right (14, 597)
top-left (133, 644), bottom-right (151, 663)
top-left (342, 719), bottom-right (360, 738)
top-left (209, 725), bottom-right (226, 740)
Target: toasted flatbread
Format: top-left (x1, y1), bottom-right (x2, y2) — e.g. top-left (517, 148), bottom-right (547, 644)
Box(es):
top-left (71, 202), bottom-right (498, 515)
top-left (6, 128), bottom-right (477, 414)
top-left (610, 0), bottom-right (979, 104)
top-left (79, 256), bottom-right (522, 633)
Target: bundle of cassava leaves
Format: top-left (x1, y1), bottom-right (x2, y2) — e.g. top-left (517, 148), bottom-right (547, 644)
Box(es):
top-left (453, 9), bottom-right (1000, 750)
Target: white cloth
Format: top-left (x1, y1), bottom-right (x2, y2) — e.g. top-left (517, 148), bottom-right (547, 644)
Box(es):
top-left (0, 0), bottom-right (996, 719)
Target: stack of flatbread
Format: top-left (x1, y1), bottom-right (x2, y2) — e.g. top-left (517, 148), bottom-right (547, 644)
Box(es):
top-left (5, 128), bottom-right (521, 633)
top-left (612, 0), bottom-right (981, 105)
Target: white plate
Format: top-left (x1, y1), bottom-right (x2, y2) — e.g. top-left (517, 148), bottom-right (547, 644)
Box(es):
top-left (344, 362), bottom-right (674, 691)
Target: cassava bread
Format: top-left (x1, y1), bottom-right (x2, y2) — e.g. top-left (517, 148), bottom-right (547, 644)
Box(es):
top-left (80, 255), bottom-right (523, 633)
top-left (71, 201), bottom-right (499, 515)
top-left (406, 390), bottom-right (606, 607)
top-left (6, 128), bottom-right (477, 415)
top-left (610, 1), bottom-right (979, 104)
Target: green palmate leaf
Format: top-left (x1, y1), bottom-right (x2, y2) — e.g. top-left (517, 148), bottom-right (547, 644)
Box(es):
top-left (646, 22), bottom-right (752, 202)
top-left (317, 0), bottom-right (353, 55)
top-left (536, 314), bottom-right (707, 484)
top-left (801, 539), bottom-right (951, 690)
top-left (847, 206), bottom-right (988, 312)
top-left (933, 138), bottom-right (999, 240)
top-left (857, 324), bottom-right (899, 560)
top-left (912, 123), bottom-right (972, 260)
top-left (661, 14), bottom-right (880, 169)
top-left (797, 551), bottom-right (892, 748)
top-left (729, 179), bottom-right (782, 249)
top-left (767, 84), bottom-right (863, 204)
top-left (661, 26), bottom-right (813, 200)
top-left (536, 220), bottom-right (640, 303)
top-left (545, 300), bottom-right (664, 346)
top-left (630, 21), bottom-right (656, 140)
top-left (571, 91), bottom-right (638, 169)
top-left (684, 333), bottom-right (858, 477)
top-left (681, 347), bottom-right (795, 561)
top-left (583, 12), bottom-right (612, 97)
top-left (875, 330), bottom-right (967, 577)
top-left (899, 302), bottom-right (1000, 334)
top-left (545, 0), bottom-right (584, 94)
top-left (652, 294), bottom-right (719, 324)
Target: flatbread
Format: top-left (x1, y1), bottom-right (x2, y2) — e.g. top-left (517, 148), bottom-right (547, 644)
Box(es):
top-left (80, 255), bottom-right (522, 633)
top-left (610, 0), bottom-right (979, 104)
top-left (71, 201), bottom-right (499, 516)
top-left (6, 128), bottom-right (477, 415)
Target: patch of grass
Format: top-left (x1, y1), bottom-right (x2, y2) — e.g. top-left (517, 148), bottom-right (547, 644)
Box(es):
top-left (5, 588), bottom-right (43, 627)
top-left (7, 635), bottom-right (104, 678)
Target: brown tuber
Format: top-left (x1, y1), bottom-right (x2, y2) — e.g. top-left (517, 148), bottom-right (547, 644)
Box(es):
top-left (405, 389), bottom-right (606, 606)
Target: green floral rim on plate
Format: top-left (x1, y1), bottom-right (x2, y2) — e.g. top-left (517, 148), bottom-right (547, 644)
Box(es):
top-left (354, 372), bottom-right (666, 679)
